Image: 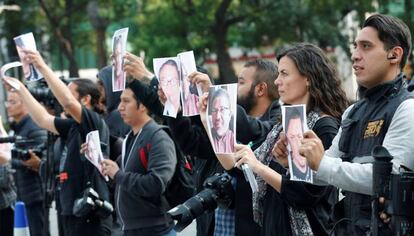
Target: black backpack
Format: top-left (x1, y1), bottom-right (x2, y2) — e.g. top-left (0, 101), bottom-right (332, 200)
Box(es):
top-left (140, 126), bottom-right (196, 208)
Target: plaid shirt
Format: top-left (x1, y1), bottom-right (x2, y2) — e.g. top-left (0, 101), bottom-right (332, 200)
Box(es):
top-left (214, 177), bottom-right (236, 236)
top-left (214, 207), bottom-right (235, 236)
top-left (0, 165), bottom-right (16, 209)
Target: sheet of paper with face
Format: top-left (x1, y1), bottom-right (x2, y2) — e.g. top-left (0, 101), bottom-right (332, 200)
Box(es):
top-left (206, 83), bottom-right (237, 154)
top-left (85, 130), bottom-right (109, 181)
top-left (111, 28), bottom-right (129, 92)
top-left (153, 57), bottom-right (181, 118)
top-left (282, 104), bottom-right (313, 183)
top-left (178, 51), bottom-right (201, 117)
top-left (13, 33), bottom-right (43, 82)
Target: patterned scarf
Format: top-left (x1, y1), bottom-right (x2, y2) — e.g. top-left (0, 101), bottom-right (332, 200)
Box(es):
top-left (252, 110), bottom-right (321, 235)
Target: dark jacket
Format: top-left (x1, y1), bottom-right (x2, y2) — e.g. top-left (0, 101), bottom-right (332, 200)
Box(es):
top-left (0, 164), bottom-right (16, 209)
top-left (236, 100), bottom-right (281, 150)
top-left (10, 115), bottom-right (47, 206)
top-left (98, 66), bottom-right (130, 139)
top-left (338, 74), bottom-right (412, 235)
top-left (114, 120), bottom-right (176, 231)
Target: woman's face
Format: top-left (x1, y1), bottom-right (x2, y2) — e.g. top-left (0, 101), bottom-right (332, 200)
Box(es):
top-left (275, 56), bottom-right (309, 105)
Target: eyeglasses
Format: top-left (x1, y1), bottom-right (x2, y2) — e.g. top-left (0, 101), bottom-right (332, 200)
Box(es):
top-left (211, 106), bottom-right (230, 114)
top-left (160, 76), bottom-right (178, 87)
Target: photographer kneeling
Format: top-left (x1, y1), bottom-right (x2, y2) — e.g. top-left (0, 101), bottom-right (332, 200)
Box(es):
top-left (3, 49), bottom-right (112, 236)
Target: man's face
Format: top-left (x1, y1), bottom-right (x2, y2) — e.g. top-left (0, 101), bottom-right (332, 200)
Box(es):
top-left (351, 26), bottom-right (391, 89)
top-left (211, 95), bottom-right (232, 136)
top-left (6, 92), bottom-right (26, 120)
top-left (286, 117), bottom-right (307, 173)
top-left (237, 66), bottom-right (257, 113)
top-left (16, 46), bottom-right (30, 78)
top-left (159, 64), bottom-right (180, 105)
top-left (113, 42), bottom-right (123, 79)
top-left (118, 89), bottom-right (141, 126)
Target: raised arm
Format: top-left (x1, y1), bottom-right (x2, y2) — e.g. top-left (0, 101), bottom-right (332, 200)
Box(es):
top-left (25, 50), bottom-right (82, 123)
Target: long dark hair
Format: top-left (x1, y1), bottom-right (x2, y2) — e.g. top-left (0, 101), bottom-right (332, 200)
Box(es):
top-left (277, 43), bottom-right (349, 120)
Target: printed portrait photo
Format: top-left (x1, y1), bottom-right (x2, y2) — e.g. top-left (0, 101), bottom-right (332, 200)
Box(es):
top-left (178, 51), bottom-right (199, 117)
top-left (153, 57), bottom-right (181, 118)
top-left (85, 130), bottom-right (108, 181)
top-left (13, 32), bottom-right (43, 82)
top-left (282, 104), bottom-right (313, 183)
top-left (111, 28), bottom-right (129, 92)
top-left (207, 83), bottom-right (237, 154)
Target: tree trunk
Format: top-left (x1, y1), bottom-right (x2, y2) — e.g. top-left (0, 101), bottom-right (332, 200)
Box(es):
top-left (54, 28), bottom-right (79, 77)
top-left (95, 28), bottom-right (108, 69)
top-left (212, 0), bottom-right (237, 84)
top-left (214, 27), bottom-right (237, 84)
top-left (404, 0), bottom-right (413, 41)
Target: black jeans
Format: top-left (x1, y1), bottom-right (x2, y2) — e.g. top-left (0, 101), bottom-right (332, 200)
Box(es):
top-left (62, 214), bottom-right (112, 236)
top-left (26, 201), bottom-right (49, 236)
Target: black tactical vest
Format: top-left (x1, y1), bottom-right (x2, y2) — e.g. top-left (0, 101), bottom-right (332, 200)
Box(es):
top-left (337, 74), bottom-right (414, 234)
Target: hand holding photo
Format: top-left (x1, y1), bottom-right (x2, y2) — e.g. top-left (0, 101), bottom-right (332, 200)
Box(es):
top-left (111, 28), bottom-right (129, 92)
top-left (282, 105), bottom-right (313, 183)
top-left (13, 32), bottom-right (43, 82)
top-left (153, 57), bottom-right (181, 118)
top-left (206, 84), bottom-right (237, 154)
top-left (85, 130), bottom-right (109, 181)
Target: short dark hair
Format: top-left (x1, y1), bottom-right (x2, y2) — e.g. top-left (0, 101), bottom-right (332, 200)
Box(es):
top-left (159, 59), bottom-right (179, 79)
top-left (71, 79), bottom-right (103, 114)
top-left (363, 14), bottom-right (412, 69)
top-left (125, 84), bottom-right (142, 109)
top-left (285, 106), bottom-right (304, 134)
top-left (244, 59), bottom-right (279, 101)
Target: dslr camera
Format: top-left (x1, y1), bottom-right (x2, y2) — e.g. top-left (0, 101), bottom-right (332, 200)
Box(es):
top-left (73, 187), bottom-right (113, 218)
top-left (12, 145), bottom-right (44, 161)
top-left (168, 172), bottom-right (234, 232)
top-left (0, 135), bottom-right (43, 161)
top-left (371, 145), bottom-right (414, 236)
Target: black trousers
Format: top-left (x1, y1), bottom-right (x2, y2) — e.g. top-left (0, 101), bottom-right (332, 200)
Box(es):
top-left (0, 206), bottom-right (13, 236)
top-left (62, 214), bottom-right (112, 236)
top-left (26, 201), bottom-right (49, 236)
top-left (123, 223), bottom-right (174, 236)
